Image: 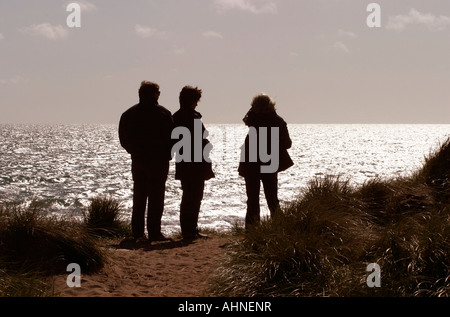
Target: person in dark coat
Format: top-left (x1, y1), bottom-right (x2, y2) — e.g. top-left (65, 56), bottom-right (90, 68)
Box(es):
top-left (119, 81), bottom-right (174, 241)
top-left (172, 86), bottom-right (215, 240)
top-left (238, 93), bottom-right (294, 229)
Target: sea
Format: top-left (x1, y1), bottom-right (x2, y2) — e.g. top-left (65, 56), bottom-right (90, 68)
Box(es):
top-left (0, 124), bottom-right (449, 235)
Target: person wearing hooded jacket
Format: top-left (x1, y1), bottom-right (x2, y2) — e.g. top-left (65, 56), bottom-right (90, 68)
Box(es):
top-left (238, 93), bottom-right (294, 229)
top-left (172, 86), bottom-right (215, 240)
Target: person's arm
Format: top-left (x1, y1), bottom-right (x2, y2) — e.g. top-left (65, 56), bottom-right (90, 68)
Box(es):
top-left (279, 122), bottom-right (292, 150)
top-left (118, 113), bottom-right (132, 154)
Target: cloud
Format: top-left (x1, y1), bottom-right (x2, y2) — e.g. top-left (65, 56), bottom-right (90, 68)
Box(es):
top-left (202, 30), bottom-right (224, 39)
top-left (338, 29), bottom-right (357, 39)
top-left (0, 32), bottom-right (4, 40)
top-left (327, 30), bottom-right (356, 54)
top-left (172, 47), bottom-right (186, 55)
top-left (0, 75), bottom-right (27, 85)
top-left (214, 0), bottom-right (277, 14)
top-left (333, 41), bottom-right (350, 54)
top-left (134, 24), bottom-right (168, 39)
top-left (386, 8), bottom-right (450, 31)
top-left (73, 0), bottom-right (97, 12)
top-left (21, 23), bottom-right (68, 40)
top-left (64, 1), bottom-right (97, 12)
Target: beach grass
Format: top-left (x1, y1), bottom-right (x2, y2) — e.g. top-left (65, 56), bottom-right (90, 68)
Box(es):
top-left (0, 198), bottom-right (113, 296)
top-left (83, 195), bottom-right (132, 238)
top-left (207, 137), bottom-right (450, 297)
top-left (0, 267), bottom-right (52, 297)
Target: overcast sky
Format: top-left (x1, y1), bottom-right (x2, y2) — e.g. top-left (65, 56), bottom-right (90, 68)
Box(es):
top-left (1, 0), bottom-right (450, 124)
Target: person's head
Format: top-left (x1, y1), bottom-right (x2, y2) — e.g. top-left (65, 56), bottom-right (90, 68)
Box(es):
top-left (251, 93), bottom-right (276, 114)
top-left (179, 86), bottom-right (202, 109)
top-left (139, 81), bottom-right (160, 103)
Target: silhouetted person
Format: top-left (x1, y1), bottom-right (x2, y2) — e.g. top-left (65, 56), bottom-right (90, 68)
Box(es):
top-left (172, 86), bottom-right (214, 240)
top-left (238, 93), bottom-right (293, 229)
top-left (119, 81), bottom-right (174, 241)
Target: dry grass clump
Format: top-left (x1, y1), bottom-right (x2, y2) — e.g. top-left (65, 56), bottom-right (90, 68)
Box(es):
top-left (0, 195), bottom-right (129, 296)
top-left (0, 202), bottom-right (106, 275)
top-left (208, 138), bottom-right (450, 297)
top-left (83, 195), bottom-right (131, 237)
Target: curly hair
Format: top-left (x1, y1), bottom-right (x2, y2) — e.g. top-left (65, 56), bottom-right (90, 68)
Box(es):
top-left (251, 93), bottom-right (276, 114)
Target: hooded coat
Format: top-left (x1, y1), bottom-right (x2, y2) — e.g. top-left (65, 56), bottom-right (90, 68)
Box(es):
top-left (238, 109), bottom-right (294, 177)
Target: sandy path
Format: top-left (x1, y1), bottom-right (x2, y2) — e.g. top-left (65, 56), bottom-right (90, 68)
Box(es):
top-left (50, 235), bottom-right (232, 297)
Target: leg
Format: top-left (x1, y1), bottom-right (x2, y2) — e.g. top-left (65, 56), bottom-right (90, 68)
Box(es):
top-left (244, 176), bottom-right (261, 229)
top-left (131, 178), bottom-right (148, 239)
top-left (261, 173), bottom-right (281, 218)
top-left (146, 161), bottom-right (169, 240)
top-left (180, 178), bottom-right (205, 239)
top-left (147, 176), bottom-right (168, 239)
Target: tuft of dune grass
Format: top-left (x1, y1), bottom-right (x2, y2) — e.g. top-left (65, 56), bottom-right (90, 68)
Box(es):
top-left (0, 202), bottom-right (106, 275)
top-left (83, 195), bottom-right (131, 238)
top-left (207, 137), bottom-right (450, 297)
top-left (0, 194), bottom-right (136, 296)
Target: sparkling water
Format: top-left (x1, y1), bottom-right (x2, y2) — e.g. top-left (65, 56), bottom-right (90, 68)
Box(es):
top-left (0, 124), bottom-right (448, 234)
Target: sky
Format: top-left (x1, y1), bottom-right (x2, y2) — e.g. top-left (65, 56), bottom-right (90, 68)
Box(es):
top-left (1, 0), bottom-right (450, 124)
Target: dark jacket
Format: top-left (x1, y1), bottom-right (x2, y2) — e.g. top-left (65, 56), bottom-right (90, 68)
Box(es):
top-left (172, 107), bottom-right (215, 181)
top-left (238, 109), bottom-right (294, 177)
top-left (119, 101), bottom-right (174, 162)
